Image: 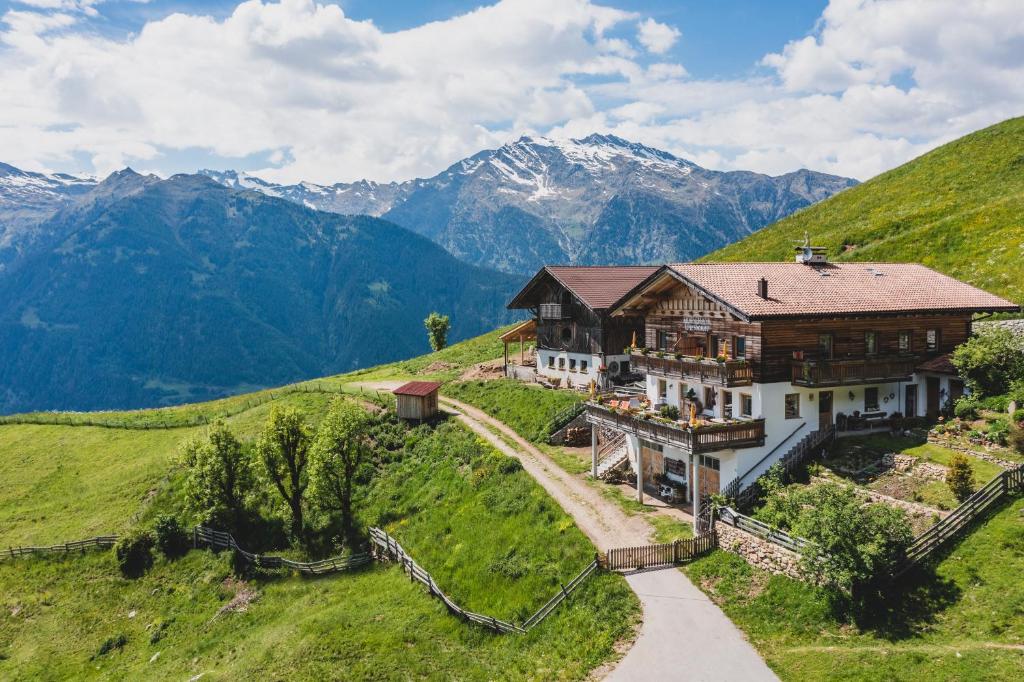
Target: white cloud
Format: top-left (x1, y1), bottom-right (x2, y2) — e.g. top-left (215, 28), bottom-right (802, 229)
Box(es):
top-left (636, 17), bottom-right (679, 54)
top-left (1, 0), bottom-right (1023, 183)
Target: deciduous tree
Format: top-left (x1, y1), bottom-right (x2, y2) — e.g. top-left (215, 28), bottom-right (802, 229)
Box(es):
top-left (255, 407), bottom-right (311, 543)
top-left (310, 398), bottom-right (372, 543)
top-left (424, 312), bottom-right (451, 352)
top-left (181, 420), bottom-right (254, 531)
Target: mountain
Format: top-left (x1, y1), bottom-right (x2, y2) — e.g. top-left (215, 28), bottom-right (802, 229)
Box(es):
top-left (701, 116), bottom-right (1024, 305)
top-left (0, 174), bottom-right (520, 413)
top-left (200, 134), bottom-right (857, 274)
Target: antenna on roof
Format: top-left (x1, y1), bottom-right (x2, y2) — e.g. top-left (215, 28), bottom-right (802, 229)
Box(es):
top-left (793, 232), bottom-right (828, 265)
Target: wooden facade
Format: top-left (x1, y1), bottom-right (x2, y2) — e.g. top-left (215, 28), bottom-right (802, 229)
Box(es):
top-left (530, 277), bottom-right (642, 356)
top-left (393, 381), bottom-right (441, 421)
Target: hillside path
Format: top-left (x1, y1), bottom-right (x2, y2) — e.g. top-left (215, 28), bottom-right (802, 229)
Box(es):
top-left (354, 382), bottom-right (777, 682)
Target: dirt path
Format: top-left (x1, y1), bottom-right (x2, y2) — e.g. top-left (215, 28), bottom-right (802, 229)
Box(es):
top-left (354, 381), bottom-right (776, 681)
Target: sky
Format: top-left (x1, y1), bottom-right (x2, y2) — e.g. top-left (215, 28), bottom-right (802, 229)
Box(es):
top-left (1, 0), bottom-right (1022, 184)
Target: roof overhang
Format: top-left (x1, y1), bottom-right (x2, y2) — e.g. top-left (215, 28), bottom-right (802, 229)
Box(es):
top-left (499, 318), bottom-right (537, 342)
top-left (610, 266), bottom-right (752, 322)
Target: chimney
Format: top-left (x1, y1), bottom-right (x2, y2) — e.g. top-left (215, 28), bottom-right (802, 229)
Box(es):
top-left (757, 277), bottom-right (769, 299)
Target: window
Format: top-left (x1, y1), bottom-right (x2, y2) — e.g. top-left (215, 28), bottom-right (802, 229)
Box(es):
top-left (865, 331), bottom-right (878, 356)
top-left (785, 393), bottom-right (801, 419)
top-left (704, 386), bottom-right (716, 412)
top-left (818, 333), bottom-right (834, 359)
top-left (678, 383), bottom-right (688, 403)
top-left (926, 328), bottom-right (940, 351)
top-left (898, 330), bottom-right (912, 353)
top-left (698, 455), bottom-right (720, 471)
top-left (558, 357), bottom-right (565, 369)
top-left (547, 355), bottom-right (554, 369)
top-left (560, 327), bottom-right (572, 343)
top-left (580, 360), bottom-right (588, 373)
top-left (658, 379), bottom-right (668, 401)
top-left (639, 439), bottom-right (664, 453)
top-left (656, 330), bottom-right (669, 351)
top-left (722, 391), bottom-right (733, 418)
top-left (865, 387), bottom-right (879, 411)
top-left (569, 358), bottom-right (577, 372)
top-left (740, 393), bottom-right (753, 418)
top-left (734, 336), bottom-right (746, 358)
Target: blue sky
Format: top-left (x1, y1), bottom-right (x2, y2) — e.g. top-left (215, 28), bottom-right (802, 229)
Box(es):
top-left (1, 0), bottom-right (1021, 183)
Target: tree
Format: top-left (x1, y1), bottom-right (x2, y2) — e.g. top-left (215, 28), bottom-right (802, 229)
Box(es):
top-left (951, 326), bottom-right (1024, 397)
top-left (181, 420), bottom-right (254, 531)
top-left (424, 312), bottom-right (451, 352)
top-left (946, 452), bottom-right (975, 502)
top-left (255, 407), bottom-right (311, 543)
top-left (310, 398), bottom-right (373, 543)
top-left (791, 483), bottom-right (913, 604)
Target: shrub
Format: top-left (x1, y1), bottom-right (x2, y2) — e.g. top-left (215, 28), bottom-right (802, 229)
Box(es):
top-left (986, 417), bottom-right (1011, 445)
top-left (114, 530), bottom-right (155, 578)
top-left (1012, 408), bottom-right (1024, 425)
top-left (946, 453), bottom-right (975, 502)
top-left (92, 634), bottom-right (128, 660)
top-left (659, 404), bottom-right (680, 420)
top-left (954, 396), bottom-right (979, 420)
top-left (980, 394), bottom-right (1010, 412)
top-left (951, 327), bottom-right (1024, 397)
top-left (153, 515), bottom-right (190, 559)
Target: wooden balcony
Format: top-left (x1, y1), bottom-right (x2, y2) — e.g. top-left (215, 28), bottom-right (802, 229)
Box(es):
top-left (791, 355), bottom-right (919, 387)
top-left (631, 353), bottom-right (753, 387)
top-left (585, 403), bottom-right (765, 454)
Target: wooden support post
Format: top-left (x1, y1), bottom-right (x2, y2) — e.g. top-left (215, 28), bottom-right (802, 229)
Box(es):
top-left (591, 426), bottom-right (599, 478)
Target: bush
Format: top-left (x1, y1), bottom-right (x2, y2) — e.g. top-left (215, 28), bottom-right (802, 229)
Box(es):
top-left (153, 515), bottom-right (190, 559)
top-left (954, 396), bottom-right (979, 420)
top-left (986, 417), bottom-right (1011, 445)
top-left (92, 634), bottom-right (128, 660)
top-left (114, 530), bottom-right (155, 578)
top-left (659, 404), bottom-right (680, 420)
top-left (946, 453), bottom-right (975, 502)
top-left (1012, 408), bottom-right (1024, 425)
top-left (951, 327), bottom-right (1024, 397)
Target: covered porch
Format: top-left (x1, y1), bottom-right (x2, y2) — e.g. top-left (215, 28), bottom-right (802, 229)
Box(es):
top-left (501, 319), bottom-right (537, 380)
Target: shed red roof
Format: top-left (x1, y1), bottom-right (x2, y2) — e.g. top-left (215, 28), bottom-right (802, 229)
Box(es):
top-left (508, 265), bottom-right (660, 311)
top-left (916, 353), bottom-right (958, 375)
top-left (393, 381), bottom-right (442, 397)
top-left (663, 262), bottom-right (1018, 320)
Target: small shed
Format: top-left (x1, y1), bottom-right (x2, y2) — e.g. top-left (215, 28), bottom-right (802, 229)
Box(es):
top-left (393, 381), bottom-right (442, 421)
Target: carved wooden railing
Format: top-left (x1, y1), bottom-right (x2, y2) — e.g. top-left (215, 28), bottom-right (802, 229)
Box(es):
top-left (584, 403), bottom-right (765, 454)
top-left (791, 355), bottom-right (918, 387)
top-left (631, 353), bottom-right (753, 386)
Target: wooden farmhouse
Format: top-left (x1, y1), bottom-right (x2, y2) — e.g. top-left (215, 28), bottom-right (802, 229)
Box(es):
top-left (393, 381), bottom-right (442, 421)
top-left (558, 248), bottom-right (1021, 529)
top-left (506, 265), bottom-right (658, 389)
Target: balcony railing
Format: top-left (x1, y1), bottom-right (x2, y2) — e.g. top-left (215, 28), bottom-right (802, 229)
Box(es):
top-left (630, 353), bottom-right (753, 387)
top-left (584, 403), bottom-right (765, 454)
top-left (791, 355), bottom-right (919, 387)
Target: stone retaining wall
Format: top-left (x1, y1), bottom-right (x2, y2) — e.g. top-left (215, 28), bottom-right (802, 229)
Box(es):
top-left (926, 436), bottom-right (1018, 469)
top-left (714, 520), bottom-right (802, 580)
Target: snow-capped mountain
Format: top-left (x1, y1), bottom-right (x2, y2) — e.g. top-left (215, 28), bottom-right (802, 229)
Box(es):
top-left (202, 134), bottom-right (857, 273)
top-left (0, 162), bottom-right (96, 246)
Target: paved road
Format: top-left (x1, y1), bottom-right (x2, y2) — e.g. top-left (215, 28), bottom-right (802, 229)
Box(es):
top-left (357, 383), bottom-right (777, 681)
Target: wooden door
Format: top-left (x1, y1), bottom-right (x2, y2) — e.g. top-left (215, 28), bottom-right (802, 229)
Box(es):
top-left (818, 390), bottom-right (833, 431)
top-left (904, 385), bottom-right (917, 417)
top-left (693, 456), bottom-right (721, 495)
top-left (926, 377), bottom-right (940, 417)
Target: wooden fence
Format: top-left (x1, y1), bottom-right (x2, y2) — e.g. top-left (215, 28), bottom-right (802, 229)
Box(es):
top-left (601, 530), bottom-right (717, 571)
top-left (893, 462), bottom-right (1024, 577)
top-left (369, 527), bottom-right (598, 634)
top-left (1, 535), bottom-right (119, 561)
top-left (193, 526), bottom-right (372, 575)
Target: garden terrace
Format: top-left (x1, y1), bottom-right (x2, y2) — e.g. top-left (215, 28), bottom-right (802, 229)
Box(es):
top-left (630, 352), bottom-right (753, 387)
top-left (791, 355), bottom-right (919, 387)
top-left (585, 402), bottom-right (765, 454)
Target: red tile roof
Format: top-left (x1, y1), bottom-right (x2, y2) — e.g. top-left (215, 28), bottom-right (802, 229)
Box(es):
top-left (508, 265), bottom-right (660, 311)
top-left (393, 381), bottom-right (442, 397)
top-left (665, 262), bottom-right (1019, 320)
top-left (916, 353), bottom-right (958, 375)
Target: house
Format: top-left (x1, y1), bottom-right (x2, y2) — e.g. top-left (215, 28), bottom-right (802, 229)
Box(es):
top-left (393, 381), bottom-right (442, 421)
top-left (584, 249), bottom-right (1019, 527)
top-left (506, 265), bottom-right (659, 389)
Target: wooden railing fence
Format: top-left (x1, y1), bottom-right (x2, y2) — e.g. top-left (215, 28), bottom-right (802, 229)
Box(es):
top-left (601, 530), bottom-right (717, 571)
top-left (893, 463), bottom-right (1024, 577)
top-left (369, 527), bottom-right (598, 634)
top-left (193, 526), bottom-right (373, 574)
top-left (585, 403), bottom-right (765, 454)
top-left (630, 353), bottom-right (753, 386)
top-left (546, 400), bottom-right (586, 436)
top-left (1, 535), bottom-right (118, 561)
top-left (717, 507), bottom-right (809, 553)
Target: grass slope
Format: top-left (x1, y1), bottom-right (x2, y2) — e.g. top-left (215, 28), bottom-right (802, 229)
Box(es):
top-left (702, 117), bottom-right (1024, 304)
top-left (684, 495), bottom-right (1024, 681)
top-left (442, 380), bottom-right (580, 442)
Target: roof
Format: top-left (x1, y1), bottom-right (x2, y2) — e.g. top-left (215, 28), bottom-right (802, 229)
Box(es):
top-left (658, 262), bottom-right (1019, 320)
top-left (393, 381), bottom-right (442, 397)
top-left (916, 353), bottom-right (958, 375)
top-left (508, 265), bottom-right (660, 311)
top-left (499, 318), bottom-right (537, 342)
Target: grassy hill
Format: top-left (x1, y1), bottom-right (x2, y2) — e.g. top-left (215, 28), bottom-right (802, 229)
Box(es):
top-left (0, 328), bottom-right (638, 679)
top-left (702, 117), bottom-right (1024, 304)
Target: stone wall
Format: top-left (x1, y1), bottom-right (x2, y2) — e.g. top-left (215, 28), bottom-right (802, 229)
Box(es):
top-left (714, 520), bottom-right (802, 580)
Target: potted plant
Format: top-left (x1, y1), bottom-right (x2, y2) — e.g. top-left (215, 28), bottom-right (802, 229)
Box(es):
top-left (674, 352), bottom-right (684, 360)
top-left (655, 350), bottom-right (665, 358)
top-left (640, 347), bottom-right (650, 356)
